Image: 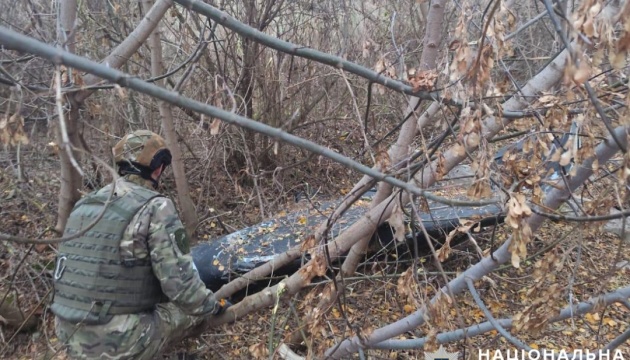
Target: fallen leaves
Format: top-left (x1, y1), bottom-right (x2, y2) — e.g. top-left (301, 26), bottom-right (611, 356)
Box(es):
top-left (248, 341), bottom-right (269, 359)
top-left (396, 267), bottom-right (419, 307)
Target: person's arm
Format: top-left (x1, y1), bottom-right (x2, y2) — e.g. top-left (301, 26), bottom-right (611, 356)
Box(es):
top-left (145, 197), bottom-right (221, 316)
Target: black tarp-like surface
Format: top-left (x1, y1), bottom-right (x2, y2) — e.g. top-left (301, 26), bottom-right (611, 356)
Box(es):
top-left (192, 190), bottom-right (503, 291)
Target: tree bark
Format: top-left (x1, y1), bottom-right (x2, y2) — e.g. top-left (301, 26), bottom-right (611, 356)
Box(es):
top-left (142, 0), bottom-right (199, 235)
top-left (55, 0), bottom-right (81, 233)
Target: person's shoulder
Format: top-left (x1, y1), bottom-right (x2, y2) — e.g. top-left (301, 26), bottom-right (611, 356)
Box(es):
top-left (146, 196), bottom-right (175, 211)
top-left (145, 196), bottom-right (181, 224)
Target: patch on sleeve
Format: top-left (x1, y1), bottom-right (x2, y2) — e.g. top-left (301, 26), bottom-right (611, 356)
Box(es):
top-left (174, 228), bottom-right (190, 254)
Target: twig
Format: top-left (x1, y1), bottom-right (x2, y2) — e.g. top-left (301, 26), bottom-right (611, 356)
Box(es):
top-left (339, 69), bottom-right (374, 162)
top-left (287, 301), bottom-right (311, 354)
top-left (268, 283), bottom-right (287, 359)
top-left (583, 82), bottom-right (627, 153)
top-left (604, 326), bottom-right (630, 351)
top-left (529, 207), bottom-right (630, 222)
top-left (541, 0), bottom-right (627, 153)
top-left (0, 243), bottom-right (35, 311)
top-left (505, 10), bottom-right (549, 41)
top-left (174, 21), bottom-right (216, 92)
top-left (465, 277), bottom-right (531, 350)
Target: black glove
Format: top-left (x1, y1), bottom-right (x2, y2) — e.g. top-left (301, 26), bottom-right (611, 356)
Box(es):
top-left (214, 299), bottom-right (232, 315)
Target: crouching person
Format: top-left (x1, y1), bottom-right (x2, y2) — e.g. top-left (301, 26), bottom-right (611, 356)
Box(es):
top-left (51, 130), bottom-right (229, 359)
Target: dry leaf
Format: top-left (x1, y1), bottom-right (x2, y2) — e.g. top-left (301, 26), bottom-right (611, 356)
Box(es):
top-left (210, 118), bottom-right (221, 135)
top-left (388, 203), bottom-right (406, 242)
top-left (248, 342), bottom-right (269, 359)
top-left (453, 143), bottom-right (466, 156)
top-left (408, 70), bottom-right (438, 92)
top-left (300, 234), bottom-right (317, 252)
top-left (375, 147), bottom-right (391, 171)
top-left (114, 84), bottom-right (127, 99)
top-left (572, 61), bottom-right (591, 85)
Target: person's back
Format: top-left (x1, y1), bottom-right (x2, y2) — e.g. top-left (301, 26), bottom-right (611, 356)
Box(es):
top-left (52, 130), bottom-right (228, 359)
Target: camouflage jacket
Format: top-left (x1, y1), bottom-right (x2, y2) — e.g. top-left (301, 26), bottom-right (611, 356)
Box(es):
top-left (115, 175), bottom-right (218, 316)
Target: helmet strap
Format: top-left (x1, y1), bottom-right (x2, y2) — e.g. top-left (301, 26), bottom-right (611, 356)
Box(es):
top-left (139, 166), bottom-right (160, 189)
top-left (118, 161), bottom-right (160, 189)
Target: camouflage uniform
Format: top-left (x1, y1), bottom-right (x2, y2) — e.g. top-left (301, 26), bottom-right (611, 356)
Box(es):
top-left (55, 175), bottom-right (219, 360)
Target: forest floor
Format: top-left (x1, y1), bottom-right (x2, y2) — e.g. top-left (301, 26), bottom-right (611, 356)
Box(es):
top-left (1, 144), bottom-right (630, 360)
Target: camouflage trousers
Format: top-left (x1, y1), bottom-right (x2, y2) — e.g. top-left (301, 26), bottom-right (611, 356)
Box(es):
top-left (55, 303), bottom-right (204, 360)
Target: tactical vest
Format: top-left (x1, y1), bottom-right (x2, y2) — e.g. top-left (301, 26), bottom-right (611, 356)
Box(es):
top-left (51, 181), bottom-right (164, 325)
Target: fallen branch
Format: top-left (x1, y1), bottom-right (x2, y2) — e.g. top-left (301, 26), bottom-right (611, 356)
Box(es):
top-left (373, 285), bottom-right (630, 349)
top-left (325, 126), bottom-right (628, 357)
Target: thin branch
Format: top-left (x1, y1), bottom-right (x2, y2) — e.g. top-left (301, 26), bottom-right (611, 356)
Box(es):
top-left (530, 206), bottom-right (630, 222)
top-left (374, 285), bottom-right (630, 349)
top-left (55, 67), bottom-right (83, 177)
top-left (0, 287), bottom-right (52, 356)
top-left (0, 26), bottom-right (497, 208)
top-left (0, 54), bottom-right (34, 64)
top-left (0, 243), bottom-right (35, 310)
top-left (171, 0), bottom-right (438, 100)
top-left (465, 277), bottom-right (531, 351)
top-left (505, 10), bottom-right (549, 41)
top-left (69, 37), bottom-right (212, 92)
top-left (604, 326), bottom-right (630, 351)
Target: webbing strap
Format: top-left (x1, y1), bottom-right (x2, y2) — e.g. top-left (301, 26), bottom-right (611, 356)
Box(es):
top-left (61, 246), bottom-right (120, 261)
top-left (53, 296), bottom-right (154, 315)
top-left (63, 259), bottom-right (153, 279)
top-left (61, 272), bottom-right (156, 290)
top-left (55, 283), bottom-right (159, 302)
top-left (64, 217), bottom-right (126, 238)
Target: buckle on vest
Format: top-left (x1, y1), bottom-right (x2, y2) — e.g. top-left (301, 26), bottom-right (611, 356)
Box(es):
top-left (122, 258), bottom-right (138, 267)
top-left (54, 256), bottom-right (67, 280)
top-left (94, 301), bottom-right (113, 321)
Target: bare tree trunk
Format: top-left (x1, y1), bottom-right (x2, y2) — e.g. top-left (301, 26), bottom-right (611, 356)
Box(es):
top-left (234, 0), bottom-right (259, 171)
top-left (142, 0), bottom-right (199, 235)
top-left (55, 0), bottom-right (81, 233)
top-left (54, 0), bottom-right (173, 232)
